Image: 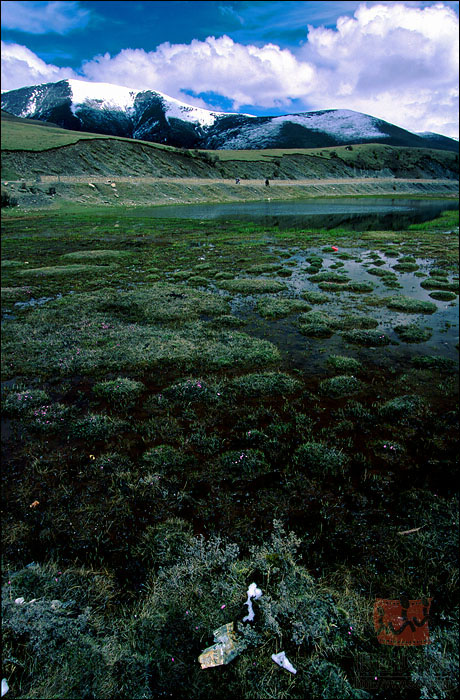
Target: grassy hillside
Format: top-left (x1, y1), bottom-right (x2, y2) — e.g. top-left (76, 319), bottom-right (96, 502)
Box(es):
top-left (2, 111), bottom-right (458, 181)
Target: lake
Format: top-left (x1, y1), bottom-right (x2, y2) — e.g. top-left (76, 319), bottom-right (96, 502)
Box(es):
top-left (145, 197), bottom-right (458, 230)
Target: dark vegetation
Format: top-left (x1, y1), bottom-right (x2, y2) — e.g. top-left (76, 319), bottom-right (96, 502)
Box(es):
top-left (1, 207), bottom-right (458, 699)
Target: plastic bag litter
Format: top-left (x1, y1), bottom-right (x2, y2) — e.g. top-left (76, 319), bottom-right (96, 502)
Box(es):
top-left (271, 651), bottom-right (297, 674)
top-left (242, 582), bottom-right (262, 622)
top-left (1, 679), bottom-right (8, 697)
top-left (198, 622), bottom-right (244, 668)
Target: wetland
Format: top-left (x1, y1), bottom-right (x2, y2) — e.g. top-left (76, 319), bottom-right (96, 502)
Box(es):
top-left (1, 202), bottom-right (458, 699)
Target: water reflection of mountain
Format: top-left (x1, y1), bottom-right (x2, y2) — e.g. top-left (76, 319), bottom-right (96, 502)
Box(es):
top-left (149, 198), bottom-right (458, 231)
top-left (251, 206), bottom-right (458, 231)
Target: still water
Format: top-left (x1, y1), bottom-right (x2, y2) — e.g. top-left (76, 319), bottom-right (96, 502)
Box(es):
top-left (146, 197), bottom-right (458, 230)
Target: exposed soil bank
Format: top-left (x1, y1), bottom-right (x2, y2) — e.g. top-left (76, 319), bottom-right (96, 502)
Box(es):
top-left (3, 176), bottom-right (458, 210)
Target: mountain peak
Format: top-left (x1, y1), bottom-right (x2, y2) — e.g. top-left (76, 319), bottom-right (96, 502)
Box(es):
top-left (1, 79), bottom-right (458, 152)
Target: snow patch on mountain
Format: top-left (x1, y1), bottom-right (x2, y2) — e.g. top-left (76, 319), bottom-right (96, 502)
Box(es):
top-left (66, 78), bottom-right (249, 128)
top-left (219, 121), bottom-right (282, 149)
top-left (271, 110), bottom-right (386, 141)
top-left (19, 88), bottom-right (41, 118)
top-left (161, 95), bottom-right (220, 127)
top-left (68, 79), bottom-right (138, 115)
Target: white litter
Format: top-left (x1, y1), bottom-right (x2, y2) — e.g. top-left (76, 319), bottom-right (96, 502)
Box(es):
top-left (242, 582), bottom-right (262, 622)
top-left (1, 678), bottom-right (8, 696)
top-left (14, 597), bottom-right (25, 605)
top-left (271, 651), bottom-right (297, 674)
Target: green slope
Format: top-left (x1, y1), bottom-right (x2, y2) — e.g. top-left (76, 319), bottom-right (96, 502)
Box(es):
top-left (1, 110), bottom-right (459, 182)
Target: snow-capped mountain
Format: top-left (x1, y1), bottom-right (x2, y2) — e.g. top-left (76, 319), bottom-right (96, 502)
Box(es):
top-left (1, 79), bottom-right (458, 152)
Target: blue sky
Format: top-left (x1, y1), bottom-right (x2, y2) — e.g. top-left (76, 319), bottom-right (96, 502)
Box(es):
top-left (1, 1), bottom-right (459, 137)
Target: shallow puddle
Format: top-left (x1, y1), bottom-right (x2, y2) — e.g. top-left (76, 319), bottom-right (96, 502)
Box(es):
top-left (200, 244), bottom-right (458, 372)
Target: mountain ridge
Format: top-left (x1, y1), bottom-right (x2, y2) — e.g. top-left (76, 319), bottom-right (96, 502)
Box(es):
top-left (2, 78), bottom-right (458, 152)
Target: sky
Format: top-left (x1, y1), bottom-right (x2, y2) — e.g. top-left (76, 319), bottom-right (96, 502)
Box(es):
top-left (1, 1), bottom-right (459, 138)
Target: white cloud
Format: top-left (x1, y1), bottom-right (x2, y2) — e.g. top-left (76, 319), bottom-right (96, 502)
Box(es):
top-left (1, 0), bottom-right (91, 35)
top-left (80, 35), bottom-right (318, 110)
top-left (303, 3), bottom-right (459, 137)
top-left (1, 41), bottom-right (77, 90)
top-left (1, 3), bottom-right (458, 138)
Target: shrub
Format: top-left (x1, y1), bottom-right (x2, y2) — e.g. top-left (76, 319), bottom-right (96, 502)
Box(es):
top-left (370, 439), bottom-right (405, 462)
top-left (1, 189), bottom-right (18, 207)
top-left (293, 441), bottom-right (348, 476)
top-left (319, 375), bottom-right (362, 398)
top-left (219, 449), bottom-right (271, 481)
top-left (93, 377), bottom-right (144, 407)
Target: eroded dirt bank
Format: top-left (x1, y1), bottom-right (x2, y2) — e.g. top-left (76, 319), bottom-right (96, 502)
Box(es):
top-left (3, 176), bottom-right (458, 210)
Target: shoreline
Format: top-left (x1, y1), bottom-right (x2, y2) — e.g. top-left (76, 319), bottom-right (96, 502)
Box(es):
top-left (2, 176), bottom-right (458, 211)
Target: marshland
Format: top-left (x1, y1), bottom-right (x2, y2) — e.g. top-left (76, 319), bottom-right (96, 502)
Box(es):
top-left (1, 194), bottom-right (458, 698)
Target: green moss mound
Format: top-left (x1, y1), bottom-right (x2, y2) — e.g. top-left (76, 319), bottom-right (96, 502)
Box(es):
top-left (393, 324), bottom-right (432, 343)
top-left (329, 315), bottom-right (379, 330)
top-left (327, 355), bottom-right (362, 373)
top-left (256, 297), bottom-right (311, 318)
top-left (60, 249), bottom-right (128, 261)
top-left (227, 372), bottom-right (301, 397)
top-left (392, 262), bottom-right (420, 272)
top-left (93, 377), bottom-right (144, 407)
top-left (293, 441), bottom-right (348, 476)
top-left (428, 291), bottom-right (457, 301)
top-left (301, 290), bottom-right (331, 304)
top-left (319, 374), bottom-right (363, 398)
top-left (420, 279), bottom-right (458, 292)
top-left (386, 296), bottom-right (437, 314)
top-left (297, 311), bottom-right (333, 338)
top-left (217, 278), bottom-right (287, 294)
top-left (342, 329), bottom-right (391, 346)
top-left (19, 264), bottom-right (109, 276)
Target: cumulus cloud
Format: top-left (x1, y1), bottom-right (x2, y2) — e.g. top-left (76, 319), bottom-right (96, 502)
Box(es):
top-left (303, 3), bottom-right (459, 137)
top-left (1, 41), bottom-right (77, 90)
top-left (1, 2), bottom-right (458, 137)
top-left (1, 1), bottom-right (91, 35)
top-left (80, 35), bottom-right (317, 111)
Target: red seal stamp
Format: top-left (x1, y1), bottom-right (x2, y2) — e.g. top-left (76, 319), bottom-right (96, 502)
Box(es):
top-left (373, 597), bottom-right (432, 646)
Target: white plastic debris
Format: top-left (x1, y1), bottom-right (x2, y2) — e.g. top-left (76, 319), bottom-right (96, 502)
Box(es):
top-left (14, 597), bottom-right (25, 605)
top-left (271, 651), bottom-right (297, 674)
top-left (242, 582), bottom-right (263, 622)
top-left (1, 678), bottom-right (9, 696)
